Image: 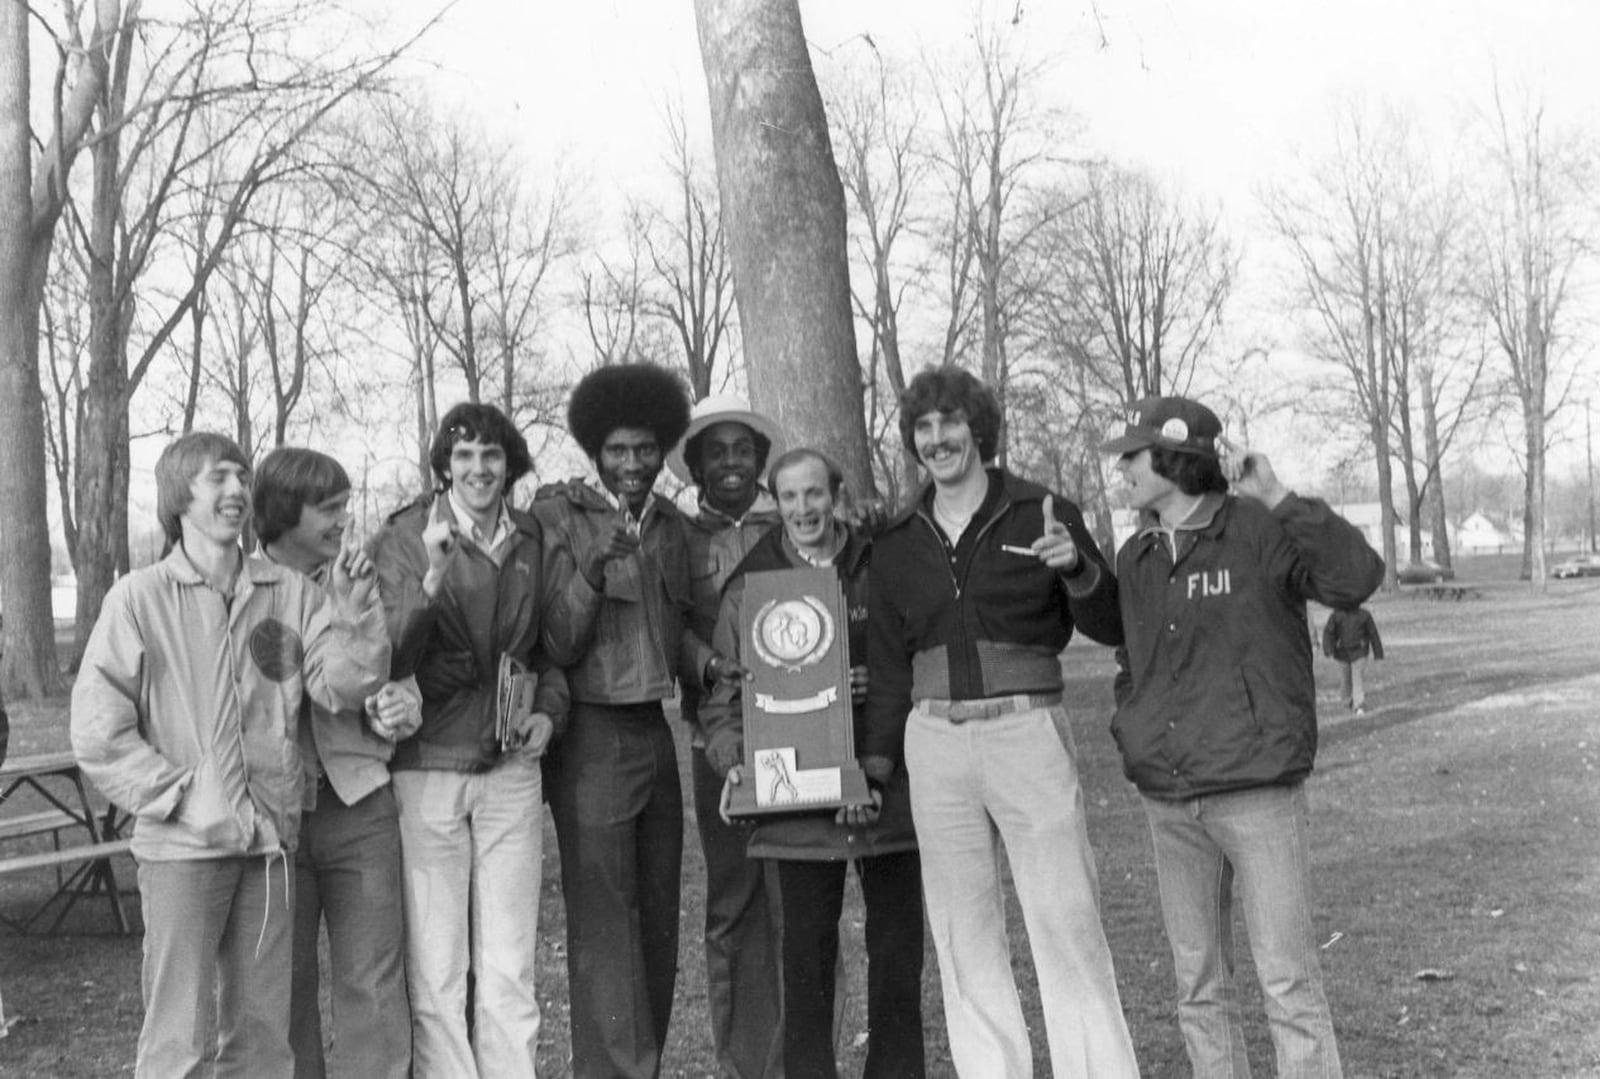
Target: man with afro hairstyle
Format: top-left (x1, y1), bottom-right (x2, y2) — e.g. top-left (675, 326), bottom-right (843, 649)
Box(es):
top-left (533, 363), bottom-right (744, 1079)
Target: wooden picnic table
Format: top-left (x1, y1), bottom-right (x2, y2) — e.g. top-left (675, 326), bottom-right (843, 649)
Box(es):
top-left (1410, 583), bottom-right (1484, 601)
top-left (0, 751), bottom-right (134, 934)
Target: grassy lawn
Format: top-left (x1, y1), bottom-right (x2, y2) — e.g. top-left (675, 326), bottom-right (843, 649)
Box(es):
top-left (3, 553), bottom-right (1597, 1076)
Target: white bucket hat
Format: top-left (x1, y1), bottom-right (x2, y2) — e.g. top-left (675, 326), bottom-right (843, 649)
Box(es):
top-left (666, 393), bottom-right (786, 484)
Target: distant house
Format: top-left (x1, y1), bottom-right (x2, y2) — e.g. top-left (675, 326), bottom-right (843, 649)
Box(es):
top-left (1456, 510), bottom-right (1519, 554)
top-left (1333, 503), bottom-right (1412, 557)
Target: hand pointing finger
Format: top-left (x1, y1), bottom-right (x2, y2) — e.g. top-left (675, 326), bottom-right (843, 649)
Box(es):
top-left (1034, 493), bottom-right (1079, 571)
top-left (1041, 494), bottom-right (1066, 537)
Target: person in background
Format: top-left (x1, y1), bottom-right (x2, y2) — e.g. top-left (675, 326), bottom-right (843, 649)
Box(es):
top-left (1102, 396), bottom-right (1384, 1078)
top-left (1322, 605), bottom-right (1384, 715)
top-left (533, 363), bottom-right (742, 1079)
top-left (710, 447), bottom-right (925, 1079)
top-left (864, 367), bottom-right (1139, 1078)
top-left (371, 403), bottom-right (575, 1078)
top-left (253, 447), bottom-right (419, 1079)
top-left (667, 394), bottom-right (787, 1078)
top-left (72, 431), bottom-right (389, 1078)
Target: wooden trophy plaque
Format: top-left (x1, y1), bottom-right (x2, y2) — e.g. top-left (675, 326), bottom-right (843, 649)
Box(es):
top-left (725, 565), bottom-right (872, 817)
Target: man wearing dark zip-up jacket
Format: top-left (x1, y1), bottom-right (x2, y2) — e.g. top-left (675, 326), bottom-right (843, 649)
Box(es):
top-left (1103, 395), bottom-right (1383, 1079)
top-left (864, 366), bottom-right (1140, 1078)
top-left (533, 364), bottom-right (740, 1079)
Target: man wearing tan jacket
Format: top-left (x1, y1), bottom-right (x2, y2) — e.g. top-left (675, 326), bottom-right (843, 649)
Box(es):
top-left (72, 431), bottom-right (389, 1078)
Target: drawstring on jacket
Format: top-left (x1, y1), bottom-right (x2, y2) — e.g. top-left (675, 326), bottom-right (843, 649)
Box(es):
top-left (255, 847), bottom-right (291, 959)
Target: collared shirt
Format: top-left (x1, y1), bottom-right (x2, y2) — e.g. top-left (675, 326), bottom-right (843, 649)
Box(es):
top-left (1139, 492), bottom-right (1224, 562)
top-left (790, 521), bottom-right (845, 567)
top-left (176, 540), bottom-right (243, 602)
top-left (591, 478), bottom-right (657, 536)
top-left (447, 488), bottom-right (514, 562)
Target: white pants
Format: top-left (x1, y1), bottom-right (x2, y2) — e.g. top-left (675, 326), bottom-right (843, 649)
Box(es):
top-left (393, 757), bottom-right (544, 1078)
top-left (905, 702), bottom-right (1139, 1079)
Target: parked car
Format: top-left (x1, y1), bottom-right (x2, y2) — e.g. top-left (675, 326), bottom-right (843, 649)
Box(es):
top-left (1550, 554), bottom-right (1600, 579)
top-left (1397, 559), bottom-right (1456, 585)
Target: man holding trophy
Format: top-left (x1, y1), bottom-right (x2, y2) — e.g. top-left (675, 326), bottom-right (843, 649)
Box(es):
top-left (709, 447), bottom-right (925, 1079)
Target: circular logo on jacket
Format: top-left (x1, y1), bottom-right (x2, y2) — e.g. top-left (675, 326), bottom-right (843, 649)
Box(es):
top-left (249, 619), bottom-right (305, 682)
top-left (750, 596), bottom-right (835, 673)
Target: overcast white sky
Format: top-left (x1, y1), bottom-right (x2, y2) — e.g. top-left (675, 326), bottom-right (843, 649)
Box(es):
top-left (390, 0), bottom-right (1599, 210)
top-left (103, 1), bottom-right (1598, 524)
top-left (377, 0), bottom-right (1597, 481)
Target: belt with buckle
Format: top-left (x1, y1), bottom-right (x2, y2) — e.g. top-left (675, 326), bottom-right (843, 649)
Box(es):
top-left (921, 693), bottom-right (1062, 723)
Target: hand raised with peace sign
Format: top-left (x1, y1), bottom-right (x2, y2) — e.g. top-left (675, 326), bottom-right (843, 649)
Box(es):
top-left (1030, 494), bottom-right (1080, 572)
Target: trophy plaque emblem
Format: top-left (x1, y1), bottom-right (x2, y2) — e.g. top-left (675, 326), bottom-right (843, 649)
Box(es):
top-left (725, 565), bottom-right (872, 817)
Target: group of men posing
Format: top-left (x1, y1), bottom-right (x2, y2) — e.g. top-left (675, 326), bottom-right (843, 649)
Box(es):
top-left (69, 361), bottom-right (1382, 1079)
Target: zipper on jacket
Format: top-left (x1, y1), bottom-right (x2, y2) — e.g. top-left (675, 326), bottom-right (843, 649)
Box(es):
top-left (914, 510), bottom-right (963, 601)
top-left (917, 495), bottom-right (1011, 699)
top-left (221, 584), bottom-right (255, 850)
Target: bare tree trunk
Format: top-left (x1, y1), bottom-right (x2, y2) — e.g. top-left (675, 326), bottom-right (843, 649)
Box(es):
top-left (1398, 455), bottom-right (1423, 563)
top-left (0, 0), bottom-right (66, 697)
top-left (414, 372), bottom-right (433, 493)
top-left (1418, 358), bottom-right (1453, 567)
top-left (694, 0), bottom-right (875, 497)
top-left (1367, 249), bottom-right (1399, 589)
top-left (1392, 334), bottom-right (1424, 563)
top-left (878, 299), bottom-right (919, 495)
top-left (1521, 370), bottom-right (1547, 584)
top-left (72, 71), bottom-right (133, 660)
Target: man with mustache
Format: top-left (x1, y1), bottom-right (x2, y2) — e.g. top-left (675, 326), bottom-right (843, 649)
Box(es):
top-left (863, 367), bottom-right (1140, 1077)
top-left (533, 364), bottom-right (742, 1078)
top-left (666, 394), bottom-right (787, 1078)
top-left (72, 431), bottom-right (390, 1078)
top-left (253, 447), bottom-right (420, 1079)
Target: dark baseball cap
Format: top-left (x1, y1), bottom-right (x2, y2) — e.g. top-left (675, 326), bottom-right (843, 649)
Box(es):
top-left (1099, 396), bottom-right (1222, 457)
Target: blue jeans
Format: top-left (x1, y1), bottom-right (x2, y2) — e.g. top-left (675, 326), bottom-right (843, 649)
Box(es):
top-left (691, 745), bottom-right (785, 1078)
top-left (905, 702), bottom-right (1139, 1078)
top-left (290, 782), bottom-right (410, 1079)
top-left (546, 701), bottom-right (684, 1079)
top-left (1142, 784), bottom-right (1343, 1078)
top-left (1338, 660), bottom-right (1366, 711)
top-left (135, 853), bottom-right (295, 1078)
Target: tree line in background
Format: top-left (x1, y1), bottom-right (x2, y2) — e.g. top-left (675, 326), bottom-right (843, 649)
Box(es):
top-left (1, 0), bottom-right (1595, 699)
